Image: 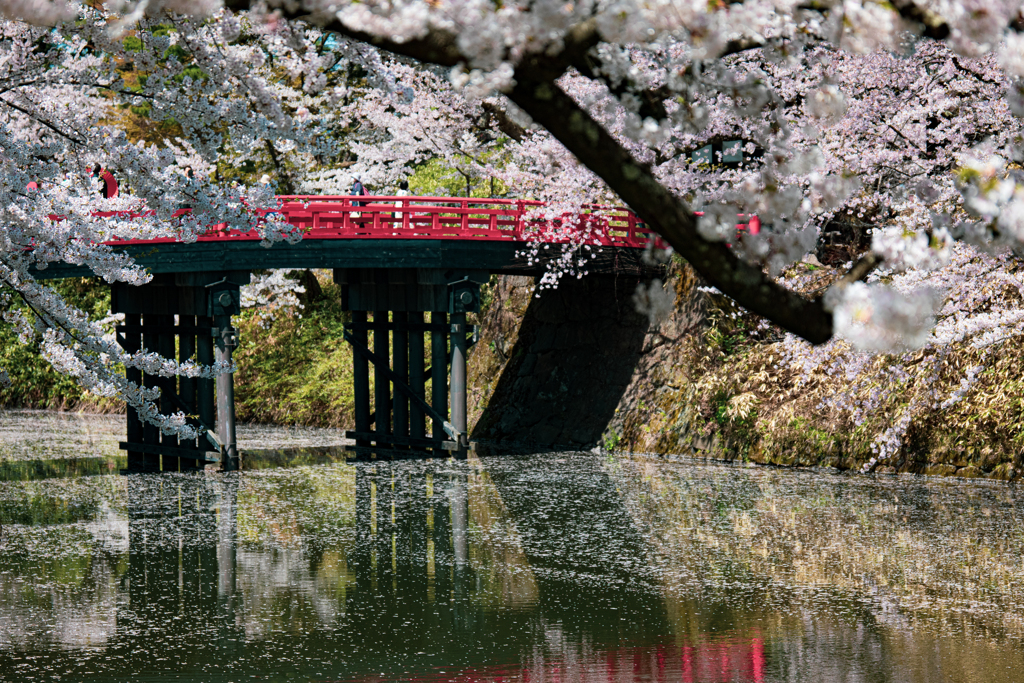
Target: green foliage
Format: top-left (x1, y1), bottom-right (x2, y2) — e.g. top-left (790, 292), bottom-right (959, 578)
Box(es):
top-left (408, 158), bottom-right (509, 198)
top-left (174, 65), bottom-right (207, 83)
top-left (0, 279), bottom-right (116, 411)
top-left (163, 44), bottom-right (189, 61)
top-left (233, 278), bottom-right (355, 428)
top-left (122, 35), bottom-right (143, 52)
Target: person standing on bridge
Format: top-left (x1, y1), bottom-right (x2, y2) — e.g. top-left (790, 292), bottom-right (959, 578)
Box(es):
top-left (92, 162), bottom-right (119, 197)
top-left (393, 180), bottom-right (409, 228)
top-left (91, 164), bottom-right (119, 199)
top-left (352, 175), bottom-right (367, 219)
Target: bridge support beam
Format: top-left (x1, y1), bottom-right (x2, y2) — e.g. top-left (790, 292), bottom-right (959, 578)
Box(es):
top-left (336, 268), bottom-right (486, 460)
top-left (112, 272), bottom-right (247, 473)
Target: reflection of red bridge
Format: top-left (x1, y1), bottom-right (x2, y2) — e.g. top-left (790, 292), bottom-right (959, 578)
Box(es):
top-left (334, 637), bottom-right (767, 683)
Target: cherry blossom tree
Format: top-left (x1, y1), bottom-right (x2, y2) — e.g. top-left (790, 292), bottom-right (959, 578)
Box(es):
top-left (4, 0), bottom-right (1024, 438)
top-left (207, 0), bottom-right (1024, 347)
top-left (0, 9), bottom-right (324, 435)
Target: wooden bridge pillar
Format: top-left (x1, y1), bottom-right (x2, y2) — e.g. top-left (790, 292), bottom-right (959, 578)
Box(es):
top-left (112, 271), bottom-right (247, 472)
top-left (336, 268), bottom-right (486, 460)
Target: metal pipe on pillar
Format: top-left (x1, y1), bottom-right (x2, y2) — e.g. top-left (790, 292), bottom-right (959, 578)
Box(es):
top-left (206, 277), bottom-right (244, 472)
top-left (449, 311), bottom-right (468, 457)
top-left (215, 314), bottom-right (239, 471)
top-left (446, 277), bottom-right (481, 458)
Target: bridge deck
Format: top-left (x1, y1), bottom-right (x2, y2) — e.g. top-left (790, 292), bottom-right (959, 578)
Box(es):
top-left (37, 195), bottom-right (667, 279)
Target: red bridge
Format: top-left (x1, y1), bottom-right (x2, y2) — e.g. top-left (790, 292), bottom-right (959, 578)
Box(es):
top-left (37, 195), bottom-right (757, 474)
top-left (104, 195), bottom-right (670, 249)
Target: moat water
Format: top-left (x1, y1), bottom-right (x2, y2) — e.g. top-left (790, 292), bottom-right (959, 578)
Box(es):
top-left (0, 409), bottom-right (1022, 682)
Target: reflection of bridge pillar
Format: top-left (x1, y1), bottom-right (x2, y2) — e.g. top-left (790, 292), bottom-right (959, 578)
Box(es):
top-left (450, 472), bottom-right (468, 567)
top-left (354, 464), bottom-right (373, 594)
top-left (430, 470), bottom-right (452, 601)
top-left (112, 272), bottom-right (247, 472)
top-left (336, 268), bottom-right (486, 460)
top-left (215, 478), bottom-right (238, 599)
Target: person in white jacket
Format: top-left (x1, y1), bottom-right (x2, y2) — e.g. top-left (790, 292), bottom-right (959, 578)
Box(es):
top-left (393, 180), bottom-right (409, 228)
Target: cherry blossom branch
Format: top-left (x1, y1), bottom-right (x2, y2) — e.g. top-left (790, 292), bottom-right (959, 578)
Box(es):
top-left (0, 95), bottom-right (85, 144)
top-left (505, 76), bottom-right (833, 343)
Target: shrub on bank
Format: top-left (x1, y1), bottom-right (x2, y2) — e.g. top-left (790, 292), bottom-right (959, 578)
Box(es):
top-left (0, 278), bottom-right (119, 413)
top-left (616, 254), bottom-right (1024, 480)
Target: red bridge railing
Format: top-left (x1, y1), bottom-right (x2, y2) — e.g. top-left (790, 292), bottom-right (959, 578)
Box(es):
top-left (221, 195), bottom-right (666, 248)
top-left (101, 195), bottom-right (760, 248)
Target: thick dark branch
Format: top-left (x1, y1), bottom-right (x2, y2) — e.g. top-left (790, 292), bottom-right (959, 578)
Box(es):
top-left (837, 252), bottom-right (882, 286)
top-left (233, 6), bottom-right (833, 343)
top-left (719, 37), bottom-right (767, 58)
top-left (228, 2), bottom-right (465, 67)
top-left (507, 77), bottom-right (832, 344)
top-left (891, 0), bottom-right (951, 39)
top-left (480, 100), bottom-right (527, 141)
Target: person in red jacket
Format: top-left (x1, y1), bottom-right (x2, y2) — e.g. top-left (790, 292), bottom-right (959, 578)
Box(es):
top-left (91, 164), bottom-right (119, 198)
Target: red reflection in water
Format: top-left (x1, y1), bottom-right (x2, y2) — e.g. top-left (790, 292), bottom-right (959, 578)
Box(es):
top-left (324, 635), bottom-right (766, 683)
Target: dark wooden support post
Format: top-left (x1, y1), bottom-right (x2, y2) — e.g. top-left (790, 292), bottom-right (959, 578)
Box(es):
top-left (113, 273), bottom-right (245, 472)
top-left (197, 314), bottom-right (216, 461)
top-left (430, 311), bottom-right (448, 458)
top-left (141, 313), bottom-right (162, 472)
top-left (123, 313), bottom-right (144, 472)
top-left (449, 311), bottom-right (468, 458)
top-left (215, 315), bottom-right (238, 471)
top-left (408, 312), bottom-right (426, 439)
top-left (178, 314), bottom-right (203, 471)
top-left (374, 310), bottom-right (391, 439)
top-left (158, 315), bottom-right (180, 472)
top-left (393, 312), bottom-right (409, 442)
top-left (337, 269), bottom-right (484, 460)
top-left (352, 311), bottom-right (371, 454)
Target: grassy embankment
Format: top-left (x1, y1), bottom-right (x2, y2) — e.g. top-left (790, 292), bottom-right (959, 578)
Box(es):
top-left (0, 273), bottom-right (358, 427)
top-left (613, 258), bottom-right (1024, 480)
